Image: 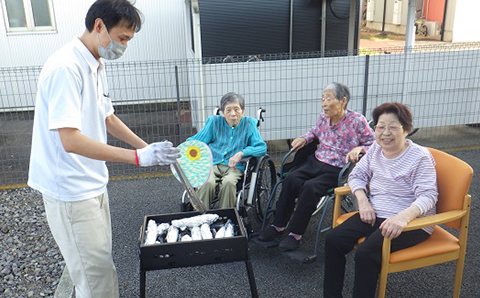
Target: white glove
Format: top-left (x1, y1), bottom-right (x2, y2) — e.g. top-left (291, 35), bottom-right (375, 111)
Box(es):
top-left (136, 141), bottom-right (181, 167)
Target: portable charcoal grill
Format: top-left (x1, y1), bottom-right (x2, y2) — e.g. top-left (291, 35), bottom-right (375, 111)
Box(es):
top-left (138, 208), bottom-right (258, 298)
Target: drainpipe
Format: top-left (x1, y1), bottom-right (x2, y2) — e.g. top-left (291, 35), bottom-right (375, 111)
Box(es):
top-left (289, 0), bottom-right (294, 57)
top-left (321, 0), bottom-right (326, 56)
top-left (347, 0), bottom-right (357, 55)
top-left (441, 0), bottom-right (449, 41)
top-left (191, 0), bottom-right (206, 125)
top-left (382, 0), bottom-right (387, 32)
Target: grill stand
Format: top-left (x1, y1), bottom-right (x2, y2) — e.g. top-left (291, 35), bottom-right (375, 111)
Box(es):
top-left (138, 209), bottom-right (258, 298)
top-left (139, 251), bottom-right (258, 298)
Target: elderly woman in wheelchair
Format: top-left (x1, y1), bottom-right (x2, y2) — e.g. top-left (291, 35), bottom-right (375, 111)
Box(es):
top-left (187, 92), bottom-right (267, 210)
top-left (323, 102), bottom-right (438, 298)
top-left (257, 82), bottom-right (374, 251)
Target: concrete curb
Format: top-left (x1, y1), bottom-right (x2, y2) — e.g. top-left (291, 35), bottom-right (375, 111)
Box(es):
top-left (54, 267), bottom-right (74, 298)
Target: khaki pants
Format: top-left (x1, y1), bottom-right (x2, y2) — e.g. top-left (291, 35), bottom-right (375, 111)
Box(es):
top-left (197, 164), bottom-right (242, 209)
top-left (43, 192), bottom-right (118, 298)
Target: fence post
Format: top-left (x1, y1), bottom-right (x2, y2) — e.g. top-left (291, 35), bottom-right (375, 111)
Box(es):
top-left (362, 55), bottom-right (370, 117)
top-left (175, 65), bottom-right (183, 143)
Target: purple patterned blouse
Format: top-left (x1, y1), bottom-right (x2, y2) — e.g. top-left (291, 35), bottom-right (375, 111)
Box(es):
top-left (301, 109), bottom-right (375, 168)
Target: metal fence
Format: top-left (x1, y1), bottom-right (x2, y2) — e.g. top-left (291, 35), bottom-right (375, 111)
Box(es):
top-left (1, 43), bottom-right (480, 186)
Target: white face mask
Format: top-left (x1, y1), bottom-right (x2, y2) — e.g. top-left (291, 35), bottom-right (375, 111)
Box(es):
top-left (98, 25), bottom-right (126, 60)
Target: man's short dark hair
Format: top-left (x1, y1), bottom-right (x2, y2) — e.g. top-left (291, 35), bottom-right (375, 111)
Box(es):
top-left (85, 0), bottom-right (143, 33)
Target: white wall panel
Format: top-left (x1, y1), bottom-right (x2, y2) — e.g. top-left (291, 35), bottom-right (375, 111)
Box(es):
top-left (0, 0), bottom-right (193, 67)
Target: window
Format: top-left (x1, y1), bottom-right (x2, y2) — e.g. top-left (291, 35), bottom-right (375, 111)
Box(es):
top-left (2, 0), bottom-right (56, 33)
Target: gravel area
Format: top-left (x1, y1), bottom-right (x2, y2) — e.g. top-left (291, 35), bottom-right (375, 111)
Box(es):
top-left (0, 188), bottom-right (63, 297)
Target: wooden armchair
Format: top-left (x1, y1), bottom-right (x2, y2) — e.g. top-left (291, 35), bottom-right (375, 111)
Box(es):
top-left (332, 148), bottom-right (474, 298)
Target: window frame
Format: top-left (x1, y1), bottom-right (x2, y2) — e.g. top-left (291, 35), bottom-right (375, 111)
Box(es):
top-left (1, 0), bottom-right (57, 34)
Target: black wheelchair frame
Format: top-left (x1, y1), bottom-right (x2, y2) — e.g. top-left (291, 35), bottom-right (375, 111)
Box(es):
top-left (255, 139), bottom-right (359, 263)
top-left (180, 108), bottom-right (277, 236)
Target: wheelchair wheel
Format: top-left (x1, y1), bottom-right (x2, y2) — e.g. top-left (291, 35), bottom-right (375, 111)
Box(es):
top-left (253, 156), bottom-right (277, 224)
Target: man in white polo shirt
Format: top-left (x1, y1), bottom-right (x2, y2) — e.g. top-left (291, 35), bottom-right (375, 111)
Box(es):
top-left (27, 1), bottom-right (179, 297)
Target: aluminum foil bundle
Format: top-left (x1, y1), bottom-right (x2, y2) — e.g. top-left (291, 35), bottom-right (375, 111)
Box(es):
top-left (181, 234), bottom-right (193, 242)
top-left (157, 223), bottom-right (170, 236)
top-left (191, 226), bottom-right (202, 241)
top-left (144, 219), bottom-right (158, 245)
top-left (224, 220), bottom-right (234, 237)
top-left (171, 214), bottom-right (219, 230)
top-left (166, 226), bottom-right (179, 243)
top-left (215, 226), bottom-right (226, 238)
top-left (214, 220), bottom-right (235, 239)
top-left (200, 223), bottom-right (213, 239)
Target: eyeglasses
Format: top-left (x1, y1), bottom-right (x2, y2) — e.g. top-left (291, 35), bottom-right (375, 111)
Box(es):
top-left (374, 124), bottom-right (403, 133)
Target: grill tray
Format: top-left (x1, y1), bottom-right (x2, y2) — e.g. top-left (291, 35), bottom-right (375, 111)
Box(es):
top-left (139, 208), bottom-right (248, 271)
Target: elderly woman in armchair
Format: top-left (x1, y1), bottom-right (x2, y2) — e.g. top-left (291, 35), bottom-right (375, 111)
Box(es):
top-left (323, 102), bottom-right (438, 298)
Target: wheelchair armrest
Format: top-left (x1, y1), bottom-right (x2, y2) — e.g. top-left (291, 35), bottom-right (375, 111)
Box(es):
top-left (279, 150), bottom-right (295, 175)
top-left (240, 156), bottom-right (254, 163)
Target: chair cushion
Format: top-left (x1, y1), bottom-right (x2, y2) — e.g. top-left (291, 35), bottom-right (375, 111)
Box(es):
top-left (336, 212), bottom-right (358, 225)
top-left (390, 225), bottom-right (459, 263)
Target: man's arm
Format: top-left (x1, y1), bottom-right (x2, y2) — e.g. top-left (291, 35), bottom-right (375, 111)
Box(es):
top-left (106, 114), bottom-right (148, 149)
top-left (58, 127), bottom-right (137, 164)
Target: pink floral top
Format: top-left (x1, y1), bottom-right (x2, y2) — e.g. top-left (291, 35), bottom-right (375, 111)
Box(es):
top-left (301, 109), bottom-right (374, 168)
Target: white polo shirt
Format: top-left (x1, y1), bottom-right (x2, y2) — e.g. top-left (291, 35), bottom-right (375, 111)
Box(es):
top-left (28, 37), bottom-right (114, 201)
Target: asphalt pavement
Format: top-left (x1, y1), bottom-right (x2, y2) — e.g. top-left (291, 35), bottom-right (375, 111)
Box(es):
top-left (103, 147), bottom-right (479, 298)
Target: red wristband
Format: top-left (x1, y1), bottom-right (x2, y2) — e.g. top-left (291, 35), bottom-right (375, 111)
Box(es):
top-left (135, 149), bottom-right (140, 166)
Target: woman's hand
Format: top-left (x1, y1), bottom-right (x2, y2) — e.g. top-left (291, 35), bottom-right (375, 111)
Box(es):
top-left (355, 190), bottom-right (376, 226)
top-left (358, 199), bottom-right (376, 226)
top-left (345, 146), bottom-right (364, 163)
top-left (379, 214), bottom-right (409, 240)
top-left (228, 151), bottom-right (244, 168)
top-left (380, 205), bottom-right (421, 240)
top-left (290, 137), bottom-right (307, 151)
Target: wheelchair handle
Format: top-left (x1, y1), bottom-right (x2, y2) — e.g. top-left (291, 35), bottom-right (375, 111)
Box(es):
top-left (256, 108), bottom-right (265, 127)
top-left (338, 152), bottom-right (365, 186)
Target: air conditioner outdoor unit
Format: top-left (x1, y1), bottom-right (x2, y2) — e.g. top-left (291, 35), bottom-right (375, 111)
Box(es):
top-left (424, 21), bottom-right (440, 36)
top-left (367, 0), bottom-right (375, 21)
top-left (392, 0), bottom-right (402, 25)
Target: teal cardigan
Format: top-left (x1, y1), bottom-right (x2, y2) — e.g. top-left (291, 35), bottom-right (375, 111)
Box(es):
top-left (187, 115), bottom-right (267, 171)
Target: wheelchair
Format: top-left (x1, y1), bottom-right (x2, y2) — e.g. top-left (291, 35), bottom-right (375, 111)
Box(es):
top-left (253, 138), bottom-right (359, 263)
top-left (180, 108), bottom-right (277, 235)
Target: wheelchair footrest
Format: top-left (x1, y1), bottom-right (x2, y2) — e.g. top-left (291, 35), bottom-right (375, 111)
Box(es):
top-left (250, 236), bottom-right (280, 249)
top-left (281, 250), bottom-right (317, 264)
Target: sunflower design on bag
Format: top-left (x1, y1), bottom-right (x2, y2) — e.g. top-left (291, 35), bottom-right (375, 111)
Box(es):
top-left (171, 140), bottom-right (213, 188)
top-left (186, 145), bottom-right (201, 161)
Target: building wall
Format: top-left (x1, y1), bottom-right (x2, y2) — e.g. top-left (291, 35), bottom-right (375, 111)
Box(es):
top-left (367, 0), bottom-right (410, 34)
top-left (0, 0), bottom-right (193, 67)
top-left (451, 0), bottom-right (480, 42)
top-left (423, 0), bottom-right (445, 23)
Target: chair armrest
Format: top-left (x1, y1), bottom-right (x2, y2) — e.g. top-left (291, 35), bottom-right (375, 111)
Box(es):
top-left (402, 210), bottom-right (467, 232)
top-left (332, 186), bottom-right (353, 227)
top-left (334, 185), bottom-right (352, 196)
